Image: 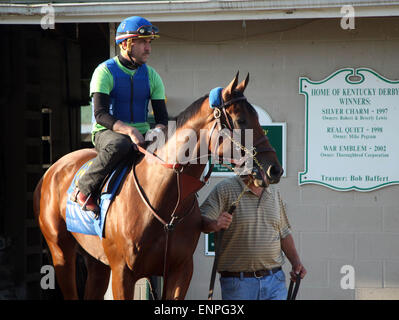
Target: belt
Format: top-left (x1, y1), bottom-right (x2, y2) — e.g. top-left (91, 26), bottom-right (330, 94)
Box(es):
top-left (220, 267), bottom-right (282, 278)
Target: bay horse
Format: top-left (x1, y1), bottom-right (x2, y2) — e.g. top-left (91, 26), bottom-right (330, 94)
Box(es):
top-left (33, 73), bottom-right (283, 300)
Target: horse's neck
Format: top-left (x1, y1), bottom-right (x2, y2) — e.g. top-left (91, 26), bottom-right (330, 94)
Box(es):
top-left (129, 118), bottom-right (210, 214)
top-left (155, 125), bottom-right (209, 181)
top-left (157, 117), bottom-right (211, 172)
top-left (130, 154), bottom-right (204, 219)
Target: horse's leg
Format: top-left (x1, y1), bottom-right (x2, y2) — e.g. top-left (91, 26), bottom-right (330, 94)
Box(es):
top-left (44, 232), bottom-right (79, 300)
top-left (162, 259), bottom-right (194, 300)
top-left (80, 250), bottom-right (111, 300)
top-left (110, 263), bottom-right (136, 300)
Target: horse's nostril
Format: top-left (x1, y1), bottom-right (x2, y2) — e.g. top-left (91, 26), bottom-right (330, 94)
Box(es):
top-left (267, 165), bottom-right (283, 179)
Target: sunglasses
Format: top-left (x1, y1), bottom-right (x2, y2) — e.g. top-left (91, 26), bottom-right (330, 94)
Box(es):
top-left (136, 25), bottom-right (159, 38)
top-left (116, 25), bottom-right (160, 42)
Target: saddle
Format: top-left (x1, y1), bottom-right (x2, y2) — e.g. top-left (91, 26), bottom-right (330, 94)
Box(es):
top-left (65, 158), bottom-right (131, 238)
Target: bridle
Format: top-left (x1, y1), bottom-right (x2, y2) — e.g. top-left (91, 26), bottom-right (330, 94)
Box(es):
top-left (208, 94), bottom-right (276, 180)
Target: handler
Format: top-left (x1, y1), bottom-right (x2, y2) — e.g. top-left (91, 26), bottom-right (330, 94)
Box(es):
top-left (201, 175), bottom-right (306, 300)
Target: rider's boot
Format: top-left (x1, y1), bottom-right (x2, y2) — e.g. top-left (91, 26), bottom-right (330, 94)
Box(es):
top-left (71, 189), bottom-right (100, 214)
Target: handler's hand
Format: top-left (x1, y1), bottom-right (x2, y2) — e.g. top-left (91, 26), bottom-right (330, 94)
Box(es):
top-left (290, 263), bottom-right (307, 281)
top-left (216, 212), bottom-right (233, 231)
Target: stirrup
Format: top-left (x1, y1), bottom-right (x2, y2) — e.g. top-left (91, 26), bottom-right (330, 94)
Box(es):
top-left (71, 188), bottom-right (100, 218)
top-left (81, 193), bottom-right (92, 210)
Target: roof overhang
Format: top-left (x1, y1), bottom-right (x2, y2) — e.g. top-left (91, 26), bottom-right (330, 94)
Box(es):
top-left (1, 1), bottom-right (399, 24)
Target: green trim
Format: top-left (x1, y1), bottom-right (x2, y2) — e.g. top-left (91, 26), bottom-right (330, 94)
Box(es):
top-left (299, 179), bottom-right (399, 192)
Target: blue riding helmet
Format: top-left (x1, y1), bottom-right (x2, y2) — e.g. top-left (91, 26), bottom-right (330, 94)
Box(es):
top-left (115, 16), bottom-right (160, 44)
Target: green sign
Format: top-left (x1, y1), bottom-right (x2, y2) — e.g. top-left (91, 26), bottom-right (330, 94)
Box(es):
top-left (205, 233), bottom-right (215, 256)
top-left (262, 124), bottom-right (285, 169)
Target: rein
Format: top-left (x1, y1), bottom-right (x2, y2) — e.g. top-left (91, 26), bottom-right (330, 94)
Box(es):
top-left (132, 129), bottom-right (215, 299)
top-left (132, 157), bottom-right (202, 229)
top-left (287, 275), bottom-right (301, 300)
top-left (132, 157), bottom-right (200, 299)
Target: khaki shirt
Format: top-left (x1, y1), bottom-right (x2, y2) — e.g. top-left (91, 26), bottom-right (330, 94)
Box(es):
top-left (200, 176), bottom-right (291, 272)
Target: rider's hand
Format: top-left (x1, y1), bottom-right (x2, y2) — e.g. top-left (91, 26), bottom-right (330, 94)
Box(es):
top-left (127, 126), bottom-right (145, 147)
top-left (112, 120), bottom-right (145, 147)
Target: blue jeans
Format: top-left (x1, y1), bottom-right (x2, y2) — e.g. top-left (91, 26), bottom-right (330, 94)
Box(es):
top-left (220, 270), bottom-right (287, 300)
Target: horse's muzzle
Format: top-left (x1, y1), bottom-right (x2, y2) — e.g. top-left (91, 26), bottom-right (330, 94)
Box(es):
top-left (252, 165), bottom-right (283, 187)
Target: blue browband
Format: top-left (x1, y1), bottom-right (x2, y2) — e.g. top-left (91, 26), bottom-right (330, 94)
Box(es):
top-left (209, 87), bottom-right (224, 109)
top-left (209, 86), bottom-right (247, 110)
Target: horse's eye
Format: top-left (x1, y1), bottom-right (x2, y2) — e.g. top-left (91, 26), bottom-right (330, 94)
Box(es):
top-left (236, 118), bottom-right (246, 125)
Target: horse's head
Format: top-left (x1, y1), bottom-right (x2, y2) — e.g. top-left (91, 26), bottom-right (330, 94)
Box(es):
top-left (209, 72), bottom-right (283, 187)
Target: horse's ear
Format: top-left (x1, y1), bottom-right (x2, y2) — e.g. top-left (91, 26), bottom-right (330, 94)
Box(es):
top-left (222, 71), bottom-right (239, 101)
top-left (236, 73), bottom-right (249, 93)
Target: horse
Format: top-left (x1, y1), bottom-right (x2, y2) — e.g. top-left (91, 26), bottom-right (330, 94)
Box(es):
top-left (33, 73), bottom-right (283, 300)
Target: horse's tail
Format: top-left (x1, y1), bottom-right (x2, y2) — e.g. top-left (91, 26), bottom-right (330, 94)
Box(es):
top-left (33, 177), bottom-right (43, 221)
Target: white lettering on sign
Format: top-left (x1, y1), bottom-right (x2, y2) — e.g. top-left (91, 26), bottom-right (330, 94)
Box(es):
top-left (299, 68), bottom-right (399, 191)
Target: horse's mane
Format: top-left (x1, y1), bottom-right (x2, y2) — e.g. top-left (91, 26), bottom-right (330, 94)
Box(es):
top-left (174, 94), bottom-right (208, 129)
top-left (151, 95), bottom-right (208, 143)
